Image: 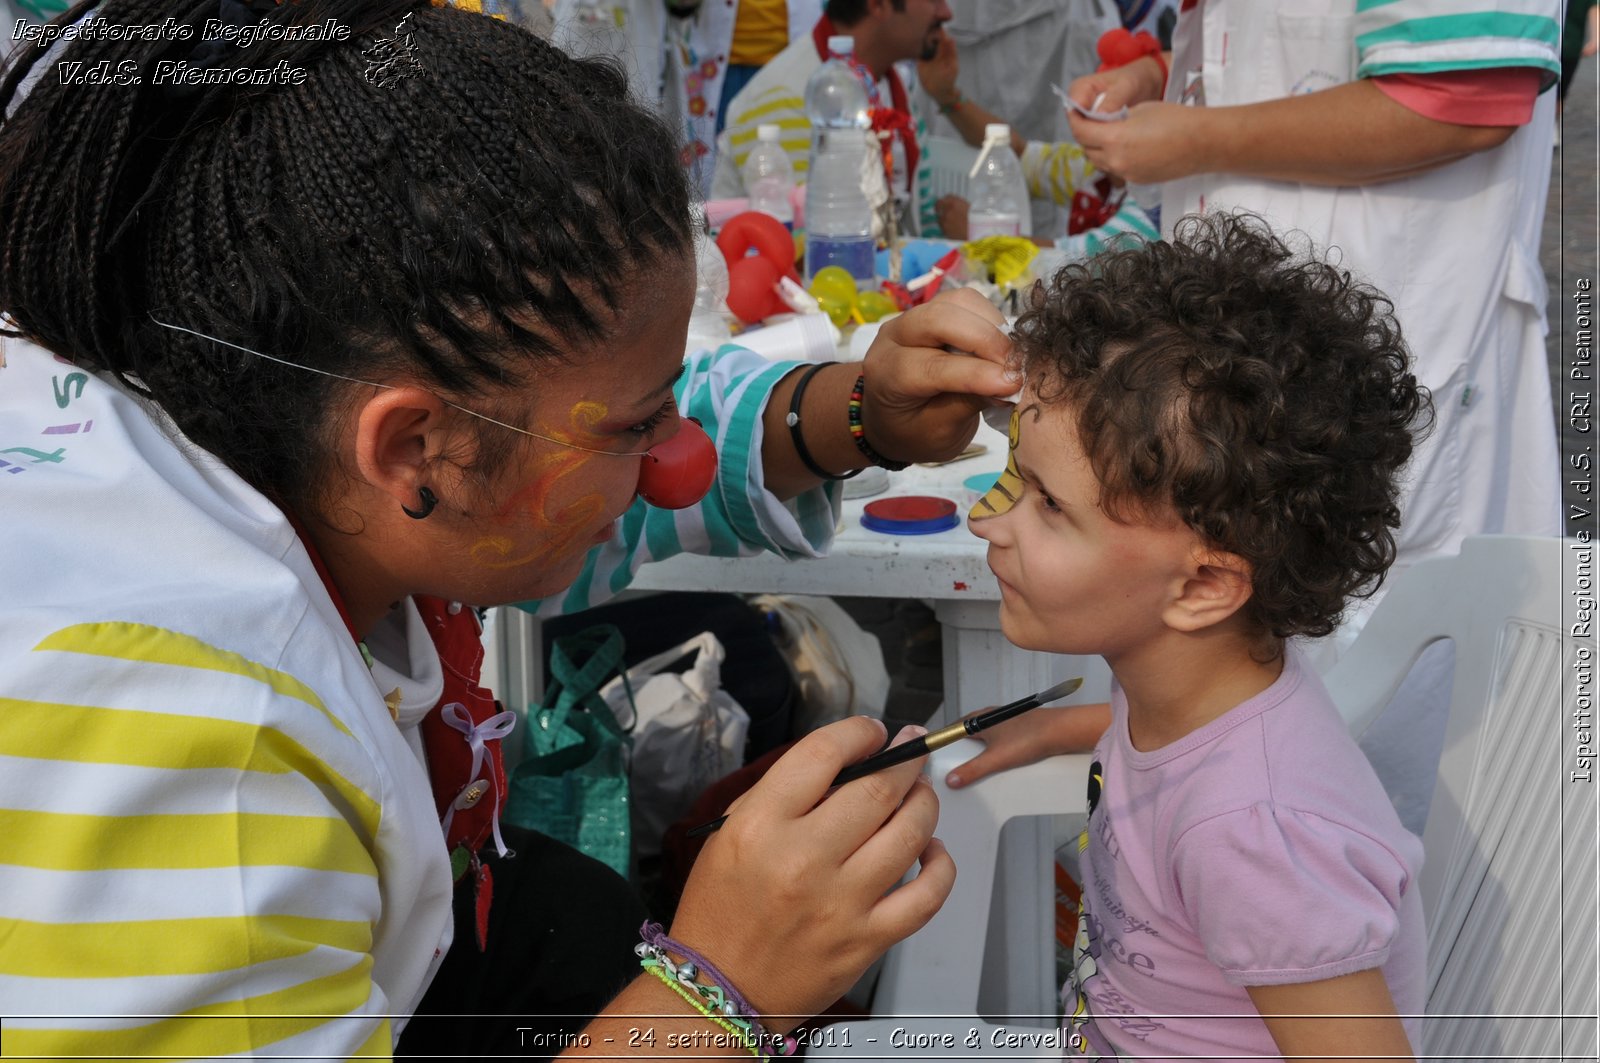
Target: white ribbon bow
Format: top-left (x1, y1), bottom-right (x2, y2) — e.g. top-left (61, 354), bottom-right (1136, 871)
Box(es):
top-left (439, 702), bottom-right (518, 858)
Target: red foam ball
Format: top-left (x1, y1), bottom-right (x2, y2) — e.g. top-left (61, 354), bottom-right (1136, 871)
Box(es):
top-left (725, 255), bottom-right (786, 325)
top-left (637, 417), bottom-right (718, 510)
top-left (717, 210), bottom-right (799, 283)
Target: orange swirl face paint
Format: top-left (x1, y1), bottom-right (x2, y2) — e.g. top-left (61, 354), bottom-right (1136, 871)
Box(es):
top-left (471, 402), bottom-right (618, 570)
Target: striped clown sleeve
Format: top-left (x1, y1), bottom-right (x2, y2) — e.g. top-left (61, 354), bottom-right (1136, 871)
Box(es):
top-left (724, 88), bottom-right (813, 184)
top-left (1053, 199), bottom-right (1161, 261)
top-left (0, 620), bottom-right (394, 1059)
top-left (1354, 0), bottom-right (1561, 87)
top-left (1019, 139), bottom-right (1100, 208)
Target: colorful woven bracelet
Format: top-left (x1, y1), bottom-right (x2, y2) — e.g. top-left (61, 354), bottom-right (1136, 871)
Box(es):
top-left (848, 373), bottom-right (909, 471)
top-left (787, 362), bottom-right (860, 481)
top-left (642, 959), bottom-right (762, 1056)
top-left (638, 922), bottom-right (798, 1059)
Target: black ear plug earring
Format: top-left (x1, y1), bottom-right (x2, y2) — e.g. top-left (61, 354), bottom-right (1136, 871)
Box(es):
top-left (402, 486), bottom-right (438, 520)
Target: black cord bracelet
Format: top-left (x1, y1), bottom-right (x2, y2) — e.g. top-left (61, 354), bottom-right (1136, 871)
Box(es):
top-left (786, 362), bottom-right (860, 481)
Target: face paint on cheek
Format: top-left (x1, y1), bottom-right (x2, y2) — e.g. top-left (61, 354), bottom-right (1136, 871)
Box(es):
top-left (564, 400), bottom-right (612, 448)
top-left (470, 403), bottom-right (623, 570)
top-left (970, 407), bottom-right (1026, 520)
top-left (472, 451), bottom-right (613, 570)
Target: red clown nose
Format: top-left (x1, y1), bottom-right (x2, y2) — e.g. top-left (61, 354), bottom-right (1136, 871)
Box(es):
top-left (636, 416), bottom-right (718, 509)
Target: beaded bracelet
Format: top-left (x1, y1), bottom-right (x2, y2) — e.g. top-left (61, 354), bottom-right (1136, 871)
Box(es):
top-left (786, 362), bottom-right (860, 481)
top-left (937, 92), bottom-right (965, 116)
top-left (642, 959), bottom-right (762, 1056)
top-left (848, 373), bottom-right (909, 471)
top-left (637, 922), bottom-right (799, 1059)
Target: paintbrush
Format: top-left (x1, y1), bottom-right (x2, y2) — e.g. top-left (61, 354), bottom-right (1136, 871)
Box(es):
top-left (685, 676), bottom-right (1083, 838)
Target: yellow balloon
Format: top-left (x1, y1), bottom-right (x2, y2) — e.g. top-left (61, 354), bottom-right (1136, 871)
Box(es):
top-left (816, 294), bottom-right (854, 328)
top-left (855, 290), bottom-right (898, 323)
top-left (809, 266), bottom-right (859, 306)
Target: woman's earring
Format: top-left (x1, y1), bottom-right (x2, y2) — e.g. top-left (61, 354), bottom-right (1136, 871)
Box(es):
top-left (402, 486), bottom-right (438, 520)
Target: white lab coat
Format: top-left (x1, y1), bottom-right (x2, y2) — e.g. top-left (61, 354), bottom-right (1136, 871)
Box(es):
top-left (1163, 1), bottom-right (1562, 566)
top-left (1160, 0), bottom-right (1563, 830)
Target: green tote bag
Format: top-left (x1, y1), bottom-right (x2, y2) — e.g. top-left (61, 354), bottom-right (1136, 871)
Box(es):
top-left (505, 624), bottom-right (635, 878)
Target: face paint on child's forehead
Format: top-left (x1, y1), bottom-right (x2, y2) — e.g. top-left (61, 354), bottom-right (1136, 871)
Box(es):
top-left (970, 405), bottom-right (1031, 521)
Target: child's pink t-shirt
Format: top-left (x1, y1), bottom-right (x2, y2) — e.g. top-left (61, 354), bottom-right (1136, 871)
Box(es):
top-left (1064, 648), bottom-right (1426, 1059)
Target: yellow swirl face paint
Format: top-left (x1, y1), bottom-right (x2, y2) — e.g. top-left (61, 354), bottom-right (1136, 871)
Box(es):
top-left (471, 401), bottom-right (615, 570)
top-left (969, 407), bottom-right (1026, 521)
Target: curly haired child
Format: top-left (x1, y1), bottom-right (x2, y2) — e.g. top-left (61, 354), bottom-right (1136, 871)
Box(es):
top-left (963, 213), bottom-right (1434, 1060)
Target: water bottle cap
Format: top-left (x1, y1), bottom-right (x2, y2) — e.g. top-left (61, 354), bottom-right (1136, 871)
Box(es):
top-left (827, 35), bottom-right (854, 55)
top-left (984, 123), bottom-right (1010, 141)
top-left (757, 124), bottom-right (781, 142)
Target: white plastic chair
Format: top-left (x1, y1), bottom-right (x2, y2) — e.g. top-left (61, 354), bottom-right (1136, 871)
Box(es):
top-left (813, 537), bottom-right (1593, 1059)
top-left (924, 134), bottom-right (979, 203)
top-left (921, 134), bottom-right (1034, 239)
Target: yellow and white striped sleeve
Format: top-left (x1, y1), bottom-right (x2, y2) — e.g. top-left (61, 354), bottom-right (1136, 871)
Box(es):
top-left (0, 620), bottom-right (394, 1060)
top-left (714, 85), bottom-right (812, 198)
top-left (1019, 139), bottom-right (1099, 208)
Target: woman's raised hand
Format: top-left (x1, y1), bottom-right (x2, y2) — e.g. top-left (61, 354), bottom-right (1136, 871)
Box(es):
top-left (858, 288), bottom-right (1016, 466)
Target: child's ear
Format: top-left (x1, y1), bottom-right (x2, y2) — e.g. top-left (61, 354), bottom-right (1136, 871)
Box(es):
top-left (1163, 548), bottom-right (1254, 633)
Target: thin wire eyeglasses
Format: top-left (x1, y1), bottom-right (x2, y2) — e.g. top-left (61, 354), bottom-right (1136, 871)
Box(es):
top-left (149, 317), bottom-right (655, 457)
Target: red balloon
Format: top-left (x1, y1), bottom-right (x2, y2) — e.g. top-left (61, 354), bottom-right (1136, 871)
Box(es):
top-left (637, 417), bottom-right (718, 509)
top-left (717, 211), bottom-right (800, 284)
top-left (725, 255), bottom-right (786, 325)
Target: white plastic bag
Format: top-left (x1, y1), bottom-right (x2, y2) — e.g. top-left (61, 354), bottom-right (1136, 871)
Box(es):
top-left (750, 594), bottom-right (890, 734)
top-left (599, 631), bottom-right (749, 858)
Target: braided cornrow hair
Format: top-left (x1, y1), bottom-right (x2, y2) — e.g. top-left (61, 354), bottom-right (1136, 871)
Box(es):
top-left (0, 0), bottom-right (693, 514)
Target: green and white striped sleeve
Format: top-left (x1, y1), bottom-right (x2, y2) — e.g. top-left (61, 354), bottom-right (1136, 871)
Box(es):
top-left (523, 345), bottom-right (843, 618)
top-left (1354, 0), bottom-right (1561, 88)
top-left (1053, 199), bottom-right (1161, 259)
top-left (913, 115), bottom-right (939, 237)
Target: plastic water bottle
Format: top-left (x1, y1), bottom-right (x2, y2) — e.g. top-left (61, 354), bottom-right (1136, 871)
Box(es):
top-left (687, 203), bottom-right (732, 348)
top-left (966, 124), bottom-right (1028, 240)
top-left (803, 35), bottom-right (871, 155)
top-left (804, 127), bottom-right (876, 284)
top-left (743, 125), bottom-right (795, 226)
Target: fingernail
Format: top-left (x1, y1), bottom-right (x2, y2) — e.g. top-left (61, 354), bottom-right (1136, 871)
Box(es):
top-left (945, 772), bottom-right (962, 788)
top-left (897, 724), bottom-right (928, 741)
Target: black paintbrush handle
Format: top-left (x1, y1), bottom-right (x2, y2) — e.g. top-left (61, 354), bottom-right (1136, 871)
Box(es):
top-left (830, 734), bottom-right (935, 786)
top-left (684, 680), bottom-right (1078, 838)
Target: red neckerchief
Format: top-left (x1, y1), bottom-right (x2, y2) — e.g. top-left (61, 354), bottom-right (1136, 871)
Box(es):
top-left (291, 520), bottom-right (507, 949)
top-left (809, 16), bottom-right (921, 187)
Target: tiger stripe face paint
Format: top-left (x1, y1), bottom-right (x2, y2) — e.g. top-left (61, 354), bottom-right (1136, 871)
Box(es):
top-left (969, 407), bottom-right (1024, 521)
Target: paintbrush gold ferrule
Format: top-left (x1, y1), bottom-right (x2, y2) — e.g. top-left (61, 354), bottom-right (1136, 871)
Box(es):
top-left (923, 719), bottom-right (978, 751)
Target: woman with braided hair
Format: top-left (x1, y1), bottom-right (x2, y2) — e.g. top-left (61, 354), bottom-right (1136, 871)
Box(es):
top-left (0, 1), bottom-right (1018, 1056)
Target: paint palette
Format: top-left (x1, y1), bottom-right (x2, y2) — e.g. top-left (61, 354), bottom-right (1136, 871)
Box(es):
top-left (860, 495), bottom-right (961, 536)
